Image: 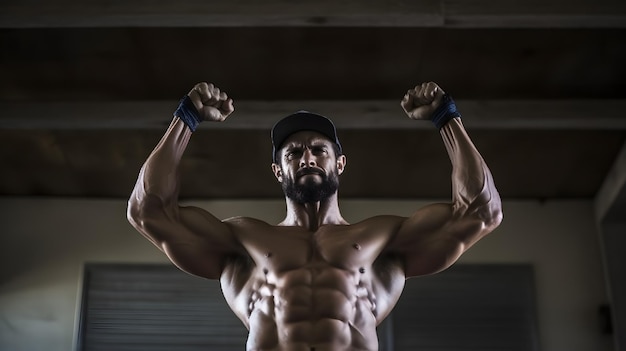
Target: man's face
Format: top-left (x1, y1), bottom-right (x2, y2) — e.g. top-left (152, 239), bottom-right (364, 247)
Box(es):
top-left (272, 131), bottom-right (346, 204)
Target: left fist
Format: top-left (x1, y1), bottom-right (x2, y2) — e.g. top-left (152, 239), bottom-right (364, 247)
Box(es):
top-left (401, 82), bottom-right (445, 120)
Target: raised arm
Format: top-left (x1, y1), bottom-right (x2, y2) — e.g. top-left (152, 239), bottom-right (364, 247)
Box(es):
top-left (387, 82), bottom-right (502, 277)
top-left (127, 82), bottom-right (239, 279)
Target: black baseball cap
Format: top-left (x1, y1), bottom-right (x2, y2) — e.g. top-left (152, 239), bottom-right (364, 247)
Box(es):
top-left (271, 110), bottom-right (342, 162)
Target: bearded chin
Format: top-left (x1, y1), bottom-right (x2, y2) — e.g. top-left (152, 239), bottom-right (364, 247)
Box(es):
top-left (282, 172), bottom-right (339, 204)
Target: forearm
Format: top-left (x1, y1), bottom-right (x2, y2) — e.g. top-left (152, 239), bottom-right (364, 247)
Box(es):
top-left (440, 118), bottom-right (501, 224)
top-left (129, 117), bottom-right (192, 212)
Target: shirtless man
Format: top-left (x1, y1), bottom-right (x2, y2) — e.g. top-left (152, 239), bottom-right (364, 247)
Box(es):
top-left (127, 81), bottom-right (503, 351)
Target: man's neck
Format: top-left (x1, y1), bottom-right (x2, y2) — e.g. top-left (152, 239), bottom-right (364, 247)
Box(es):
top-left (279, 193), bottom-right (348, 230)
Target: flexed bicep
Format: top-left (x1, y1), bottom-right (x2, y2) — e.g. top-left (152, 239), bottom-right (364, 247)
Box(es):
top-left (129, 196), bottom-right (242, 279)
top-left (387, 200), bottom-right (496, 278)
top-left (386, 203), bottom-right (460, 277)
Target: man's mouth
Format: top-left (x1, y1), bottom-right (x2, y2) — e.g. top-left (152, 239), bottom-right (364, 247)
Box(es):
top-left (296, 168), bottom-right (325, 179)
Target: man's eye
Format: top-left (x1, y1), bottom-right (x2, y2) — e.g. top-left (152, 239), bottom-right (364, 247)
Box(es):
top-left (286, 150), bottom-right (302, 158)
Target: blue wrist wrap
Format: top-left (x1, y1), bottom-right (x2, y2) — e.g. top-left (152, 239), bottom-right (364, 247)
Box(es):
top-left (174, 95), bottom-right (201, 132)
top-left (431, 93), bottom-right (461, 129)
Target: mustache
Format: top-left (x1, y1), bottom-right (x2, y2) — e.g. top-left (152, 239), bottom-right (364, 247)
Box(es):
top-left (296, 167), bottom-right (326, 178)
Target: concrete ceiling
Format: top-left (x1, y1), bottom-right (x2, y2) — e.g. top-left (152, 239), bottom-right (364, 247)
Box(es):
top-left (1, 0), bottom-right (625, 204)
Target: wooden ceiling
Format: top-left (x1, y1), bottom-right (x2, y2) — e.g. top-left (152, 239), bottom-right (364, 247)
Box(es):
top-left (1, 0), bottom-right (625, 214)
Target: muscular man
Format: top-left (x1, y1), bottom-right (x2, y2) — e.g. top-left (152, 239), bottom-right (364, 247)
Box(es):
top-left (127, 81), bottom-right (502, 351)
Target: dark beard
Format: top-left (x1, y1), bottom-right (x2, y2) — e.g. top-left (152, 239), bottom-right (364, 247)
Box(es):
top-left (282, 170), bottom-right (339, 204)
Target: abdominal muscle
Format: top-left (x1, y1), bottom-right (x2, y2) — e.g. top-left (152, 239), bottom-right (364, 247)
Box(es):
top-left (240, 264), bottom-right (379, 351)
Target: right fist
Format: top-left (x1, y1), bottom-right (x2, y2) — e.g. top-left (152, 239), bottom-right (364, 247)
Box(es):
top-left (188, 82), bottom-right (234, 122)
top-left (401, 82), bottom-right (445, 121)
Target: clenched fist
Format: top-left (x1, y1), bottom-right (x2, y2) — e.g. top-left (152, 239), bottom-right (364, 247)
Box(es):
top-left (401, 82), bottom-right (445, 121)
top-left (188, 82), bottom-right (234, 122)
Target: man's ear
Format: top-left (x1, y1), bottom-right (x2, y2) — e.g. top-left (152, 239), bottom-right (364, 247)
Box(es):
top-left (337, 155), bottom-right (347, 175)
top-left (271, 163), bottom-right (283, 182)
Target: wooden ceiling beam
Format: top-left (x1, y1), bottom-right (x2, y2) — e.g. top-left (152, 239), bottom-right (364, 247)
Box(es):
top-left (1, 0), bottom-right (625, 28)
top-left (445, 0), bottom-right (626, 28)
top-left (1, 99), bottom-right (626, 130)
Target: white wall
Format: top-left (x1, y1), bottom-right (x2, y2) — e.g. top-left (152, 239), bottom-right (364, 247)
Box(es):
top-left (0, 198), bottom-right (614, 351)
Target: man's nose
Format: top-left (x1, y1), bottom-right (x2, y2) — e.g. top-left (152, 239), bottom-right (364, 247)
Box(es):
top-left (299, 149), bottom-right (316, 167)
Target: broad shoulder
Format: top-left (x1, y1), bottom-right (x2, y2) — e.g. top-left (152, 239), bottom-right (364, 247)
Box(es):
top-left (345, 215), bottom-right (408, 238)
top-left (351, 214), bottom-right (407, 228)
top-left (223, 215), bottom-right (273, 228)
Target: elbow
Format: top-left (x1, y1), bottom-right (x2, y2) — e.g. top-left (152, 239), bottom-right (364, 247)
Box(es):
top-left (464, 191), bottom-right (502, 233)
top-left (477, 183), bottom-right (503, 231)
top-left (127, 197), bottom-right (167, 249)
top-left (126, 193), bottom-right (161, 233)
top-left (127, 196), bottom-right (148, 231)
top-left (481, 200), bottom-right (503, 232)
top-left (126, 198), bottom-right (141, 228)
top-left (478, 171), bottom-right (503, 231)
top-left (487, 207), bottom-right (503, 231)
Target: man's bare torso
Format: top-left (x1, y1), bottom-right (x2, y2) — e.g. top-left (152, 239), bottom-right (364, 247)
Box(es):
top-left (219, 216), bottom-right (407, 351)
